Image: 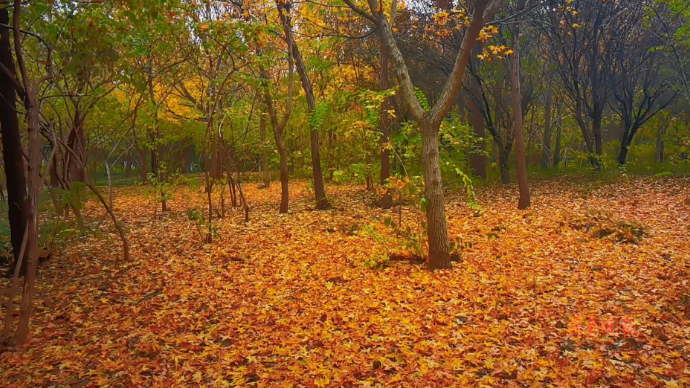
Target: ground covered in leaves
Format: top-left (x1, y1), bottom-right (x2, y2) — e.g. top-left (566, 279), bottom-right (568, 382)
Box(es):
top-left (1, 176), bottom-right (690, 387)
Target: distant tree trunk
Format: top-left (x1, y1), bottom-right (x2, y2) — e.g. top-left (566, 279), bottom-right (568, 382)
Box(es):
top-left (468, 49), bottom-right (487, 179)
top-left (525, 107), bottom-right (536, 168)
top-left (468, 110), bottom-right (487, 178)
top-left (260, 109), bottom-right (270, 187)
top-left (216, 141), bottom-right (224, 180)
top-left (593, 107), bottom-right (603, 159)
top-left (147, 66), bottom-right (166, 211)
top-left (278, 5), bottom-right (329, 210)
top-left (498, 141), bottom-right (511, 185)
top-left (125, 161), bottom-right (132, 178)
top-left (510, 0), bottom-right (530, 210)
top-left (260, 51), bottom-right (293, 214)
top-left (655, 123), bottom-right (666, 163)
top-left (574, 102), bottom-right (599, 167)
top-left (541, 76), bottom-right (554, 169)
top-left (276, 135), bottom-right (289, 213)
top-left (150, 134), bottom-right (157, 179)
top-left (618, 144), bottom-right (630, 165)
top-left (378, 23), bottom-right (393, 209)
top-left (138, 148), bottom-right (148, 182)
top-left (0, 8), bottom-right (28, 277)
top-left (617, 121), bottom-right (642, 165)
top-left (554, 100), bottom-right (563, 167)
top-left (66, 111), bottom-right (87, 183)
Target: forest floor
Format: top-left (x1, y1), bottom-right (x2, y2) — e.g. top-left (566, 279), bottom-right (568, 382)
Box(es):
top-left (1, 176), bottom-right (690, 387)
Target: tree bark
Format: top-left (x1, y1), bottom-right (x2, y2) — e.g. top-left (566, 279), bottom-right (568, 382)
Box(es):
top-left (378, 23), bottom-right (393, 209)
top-left (574, 102), bottom-right (600, 168)
top-left (0, 7), bottom-right (28, 277)
top-left (655, 123), bottom-right (665, 163)
top-left (260, 109), bottom-right (270, 187)
top-left (420, 121), bottom-right (450, 270)
top-left (510, 0), bottom-right (530, 209)
top-left (66, 111), bottom-right (87, 183)
top-left (498, 142), bottom-right (511, 185)
top-left (554, 99), bottom-right (563, 167)
top-left (16, 93), bottom-right (42, 346)
top-left (277, 136), bottom-right (289, 213)
top-left (138, 147), bottom-right (148, 182)
top-left (593, 108), bottom-right (603, 158)
top-left (468, 98), bottom-right (487, 178)
top-left (468, 42), bottom-right (487, 179)
top-left (617, 144), bottom-right (629, 165)
top-left (541, 76), bottom-right (554, 169)
top-left (264, 98), bottom-right (290, 213)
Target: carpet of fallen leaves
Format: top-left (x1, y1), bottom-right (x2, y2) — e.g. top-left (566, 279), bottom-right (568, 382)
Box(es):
top-left (1, 176), bottom-right (690, 387)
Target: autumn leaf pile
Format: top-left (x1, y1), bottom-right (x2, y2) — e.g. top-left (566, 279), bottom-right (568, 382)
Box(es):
top-left (1, 176), bottom-right (689, 387)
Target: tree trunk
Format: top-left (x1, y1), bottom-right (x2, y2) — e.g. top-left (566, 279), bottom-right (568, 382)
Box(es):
top-left (655, 123), bottom-right (665, 163)
top-left (618, 144), bottom-right (629, 165)
top-left (277, 138), bottom-right (289, 214)
top-left (138, 148), bottom-right (148, 182)
top-left (211, 140), bottom-right (223, 180)
top-left (0, 7), bottom-right (28, 277)
top-left (593, 109), bottom-right (603, 158)
top-left (510, 0), bottom-right (530, 210)
top-left (420, 121), bottom-right (450, 270)
top-left (260, 109), bottom-right (270, 187)
top-left (499, 144), bottom-right (511, 185)
top-left (378, 24), bottom-right (393, 209)
top-left (66, 112), bottom-right (86, 183)
top-left (16, 98), bottom-right (42, 346)
top-left (574, 103), bottom-right (599, 168)
top-left (309, 128), bottom-right (329, 209)
top-left (541, 77), bottom-right (553, 169)
top-left (554, 100), bottom-right (563, 167)
top-left (468, 43), bottom-right (487, 179)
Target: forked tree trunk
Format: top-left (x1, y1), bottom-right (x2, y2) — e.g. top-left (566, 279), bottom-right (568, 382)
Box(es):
top-left (278, 5), bottom-right (329, 210)
top-left (510, 0), bottom-right (530, 210)
top-left (0, 7), bottom-right (28, 277)
top-left (574, 104), bottom-right (599, 168)
top-left (343, 0), bottom-right (493, 270)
